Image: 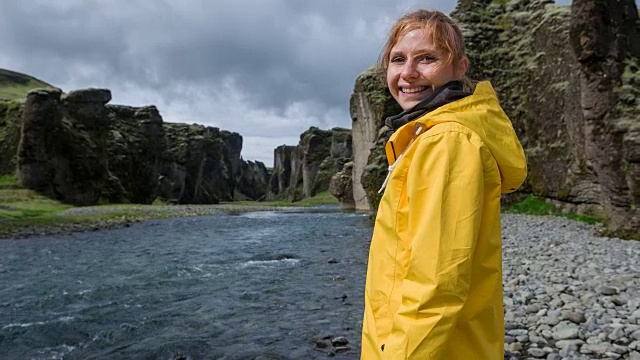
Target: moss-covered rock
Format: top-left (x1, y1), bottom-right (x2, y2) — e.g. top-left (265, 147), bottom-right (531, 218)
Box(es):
top-left (0, 100), bottom-right (23, 175)
top-left (107, 105), bottom-right (166, 204)
top-left (266, 127), bottom-right (353, 203)
top-left (17, 88), bottom-right (117, 205)
top-left (159, 123), bottom-right (234, 204)
top-left (350, 66), bottom-right (400, 211)
top-left (235, 160), bottom-right (269, 201)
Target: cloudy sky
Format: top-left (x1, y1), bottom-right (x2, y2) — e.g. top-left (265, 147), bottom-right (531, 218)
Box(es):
top-left (1, 0), bottom-right (574, 165)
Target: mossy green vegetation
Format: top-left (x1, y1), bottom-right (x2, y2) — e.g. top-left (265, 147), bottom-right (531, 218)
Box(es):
top-left (503, 194), bottom-right (600, 224)
top-left (0, 174), bottom-right (17, 186)
top-left (231, 191), bottom-right (339, 207)
top-left (0, 69), bottom-right (55, 100)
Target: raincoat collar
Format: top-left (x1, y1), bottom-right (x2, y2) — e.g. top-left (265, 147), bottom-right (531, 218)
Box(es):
top-left (384, 80), bottom-right (472, 132)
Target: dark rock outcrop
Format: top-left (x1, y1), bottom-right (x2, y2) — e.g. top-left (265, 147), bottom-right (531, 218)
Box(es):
top-left (221, 131), bottom-right (243, 177)
top-left (107, 105), bottom-right (166, 204)
top-left (569, 0), bottom-right (640, 237)
top-left (159, 124), bottom-right (234, 204)
top-left (301, 127), bottom-right (332, 198)
top-left (10, 87), bottom-right (242, 206)
top-left (17, 88), bottom-right (121, 205)
top-left (267, 145), bottom-right (296, 201)
top-left (267, 127), bottom-right (353, 202)
top-left (235, 160), bottom-right (270, 201)
top-left (349, 0), bottom-right (639, 238)
top-left (329, 162), bottom-right (355, 210)
top-left (0, 100), bottom-right (23, 175)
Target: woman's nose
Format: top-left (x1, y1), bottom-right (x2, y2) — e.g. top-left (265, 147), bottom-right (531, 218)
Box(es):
top-left (400, 59), bottom-right (419, 80)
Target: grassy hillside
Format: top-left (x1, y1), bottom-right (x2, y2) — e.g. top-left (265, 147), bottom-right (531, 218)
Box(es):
top-left (0, 68), bottom-right (55, 100)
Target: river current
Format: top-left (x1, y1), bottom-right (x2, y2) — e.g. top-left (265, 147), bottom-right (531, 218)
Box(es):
top-left (0, 207), bottom-right (372, 359)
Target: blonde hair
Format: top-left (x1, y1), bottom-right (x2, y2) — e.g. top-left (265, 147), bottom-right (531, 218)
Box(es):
top-left (379, 9), bottom-right (473, 90)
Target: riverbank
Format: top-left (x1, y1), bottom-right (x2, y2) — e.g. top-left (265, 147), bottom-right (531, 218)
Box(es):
top-left (0, 187), bottom-right (341, 239)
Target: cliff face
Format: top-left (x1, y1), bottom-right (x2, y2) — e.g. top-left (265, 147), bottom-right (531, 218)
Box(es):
top-left (17, 88), bottom-right (122, 205)
top-left (349, 67), bottom-right (401, 212)
top-left (108, 105), bottom-right (166, 204)
top-left (7, 87), bottom-right (246, 206)
top-left (235, 160), bottom-right (270, 201)
top-left (348, 0), bottom-right (639, 238)
top-left (0, 100), bottom-right (23, 175)
top-left (159, 123), bottom-right (234, 204)
top-left (267, 127), bottom-right (353, 203)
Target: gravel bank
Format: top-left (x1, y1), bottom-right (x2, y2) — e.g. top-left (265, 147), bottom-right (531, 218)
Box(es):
top-left (501, 215), bottom-right (640, 360)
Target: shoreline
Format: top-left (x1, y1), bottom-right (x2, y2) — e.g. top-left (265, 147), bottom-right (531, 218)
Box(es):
top-left (0, 203), bottom-right (326, 240)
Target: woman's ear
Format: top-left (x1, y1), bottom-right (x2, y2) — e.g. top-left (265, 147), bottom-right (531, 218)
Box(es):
top-left (455, 56), bottom-right (469, 78)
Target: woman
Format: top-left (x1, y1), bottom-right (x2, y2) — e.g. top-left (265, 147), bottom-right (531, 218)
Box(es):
top-left (361, 9), bottom-right (527, 360)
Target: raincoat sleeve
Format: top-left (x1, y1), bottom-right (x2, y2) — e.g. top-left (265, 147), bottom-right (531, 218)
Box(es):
top-left (383, 130), bottom-right (485, 360)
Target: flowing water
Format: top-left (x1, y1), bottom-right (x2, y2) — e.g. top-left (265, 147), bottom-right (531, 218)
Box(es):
top-left (0, 207), bottom-right (372, 360)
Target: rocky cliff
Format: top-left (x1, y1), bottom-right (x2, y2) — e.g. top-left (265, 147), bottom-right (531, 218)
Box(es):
top-left (348, 67), bottom-right (401, 211)
top-left (350, 0), bottom-right (639, 238)
top-left (17, 88), bottom-right (124, 205)
top-left (267, 127), bottom-right (352, 204)
top-left (2, 87), bottom-right (265, 206)
top-left (158, 123), bottom-right (234, 204)
top-left (235, 160), bottom-right (270, 201)
top-left (0, 100), bottom-right (23, 175)
top-left (108, 105), bottom-right (166, 204)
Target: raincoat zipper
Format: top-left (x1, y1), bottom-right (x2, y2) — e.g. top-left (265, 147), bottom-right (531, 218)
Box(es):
top-left (378, 123), bottom-right (425, 193)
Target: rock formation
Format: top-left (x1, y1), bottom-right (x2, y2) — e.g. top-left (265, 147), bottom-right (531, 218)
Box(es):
top-left (235, 160), bottom-right (270, 201)
top-left (108, 105), bottom-right (166, 204)
top-left (267, 145), bottom-right (296, 200)
top-left (3, 87), bottom-right (252, 206)
top-left (17, 88), bottom-right (123, 205)
top-left (221, 131), bottom-right (243, 177)
top-left (349, 0), bottom-right (639, 238)
top-left (0, 100), bottom-right (23, 175)
top-left (267, 127), bottom-right (353, 202)
top-left (349, 67), bottom-right (401, 211)
top-left (329, 162), bottom-right (355, 210)
top-left (158, 123), bottom-right (234, 204)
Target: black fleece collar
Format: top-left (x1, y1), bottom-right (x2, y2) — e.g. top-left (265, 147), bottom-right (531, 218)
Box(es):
top-left (385, 80), bottom-right (472, 132)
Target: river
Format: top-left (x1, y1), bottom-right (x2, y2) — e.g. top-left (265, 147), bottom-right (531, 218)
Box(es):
top-left (0, 207), bottom-right (371, 359)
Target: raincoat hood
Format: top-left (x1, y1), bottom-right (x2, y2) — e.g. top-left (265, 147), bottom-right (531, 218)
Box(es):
top-left (385, 81), bottom-right (527, 193)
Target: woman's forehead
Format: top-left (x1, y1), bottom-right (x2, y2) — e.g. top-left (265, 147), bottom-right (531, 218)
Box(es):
top-left (391, 29), bottom-right (436, 52)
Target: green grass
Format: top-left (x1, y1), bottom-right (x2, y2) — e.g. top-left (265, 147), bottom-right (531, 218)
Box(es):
top-left (231, 191), bottom-right (339, 207)
top-left (0, 188), bottom-right (340, 237)
top-left (0, 174), bottom-right (17, 187)
top-left (0, 69), bottom-right (55, 100)
top-left (504, 194), bottom-right (601, 224)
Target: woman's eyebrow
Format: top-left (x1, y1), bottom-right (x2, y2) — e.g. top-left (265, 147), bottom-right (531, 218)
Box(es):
top-left (411, 48), bottom-right (437, 56)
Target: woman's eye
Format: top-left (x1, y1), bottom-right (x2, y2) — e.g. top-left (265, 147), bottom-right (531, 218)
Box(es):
top-left (390, 56), bottom-right (404, 63)
top-left (418, 55), bottom-right (436, 62)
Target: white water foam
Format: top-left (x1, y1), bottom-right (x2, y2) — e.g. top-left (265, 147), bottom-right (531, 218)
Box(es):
top-left (238, 211), bottom-right (281, 219)
top-left (237, 258), bottom-right (300, 269)
top-left (36, 344), bottom-right (77, 360)
top-left (2, 316), bottom-right (76, 330)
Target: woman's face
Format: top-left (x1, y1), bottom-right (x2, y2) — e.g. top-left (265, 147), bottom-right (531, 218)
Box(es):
top-left (386, 28), bottom-right (468, 111)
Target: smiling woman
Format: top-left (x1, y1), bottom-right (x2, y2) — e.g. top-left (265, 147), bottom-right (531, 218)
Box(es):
top-left (360, 9), bottom-right (528, 360)
top-left (380, 13), bottom-right (470, 111)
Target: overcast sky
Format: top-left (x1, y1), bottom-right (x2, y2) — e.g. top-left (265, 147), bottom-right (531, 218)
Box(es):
top-left (1, 0), bottom-right (575, 165)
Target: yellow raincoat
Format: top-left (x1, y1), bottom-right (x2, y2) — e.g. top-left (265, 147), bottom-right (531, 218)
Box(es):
top-left (361, 81), bottom-right (527, 360)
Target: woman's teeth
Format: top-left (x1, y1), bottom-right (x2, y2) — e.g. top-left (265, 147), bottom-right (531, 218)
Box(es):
top-left (401, 86), bottom-right (426, 94)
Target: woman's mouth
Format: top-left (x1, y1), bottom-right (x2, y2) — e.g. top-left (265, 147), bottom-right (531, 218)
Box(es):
top-left (400, 86), bottom-right (427, 94)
